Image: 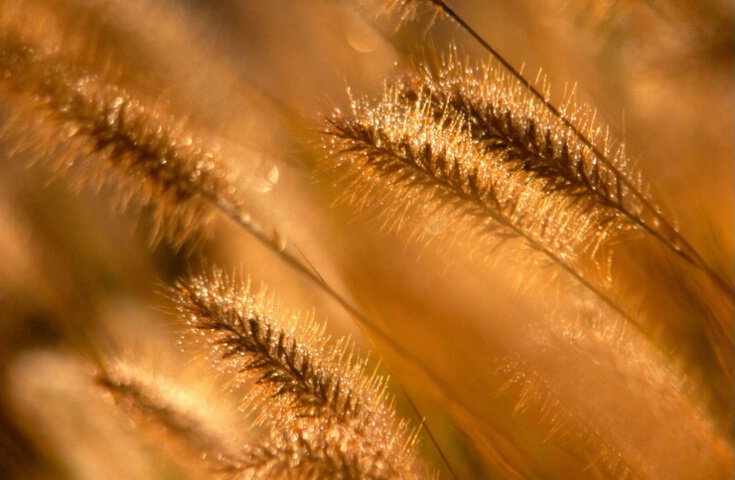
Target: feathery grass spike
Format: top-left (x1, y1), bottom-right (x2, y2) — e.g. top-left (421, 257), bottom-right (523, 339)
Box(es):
top-left (173, 268), bottom-right (428, 479)
top-left (0, 29), bottom-right (246, 247)
top-left (97, 361), bottom-right (245, 473)
top-left (380, 0), bottom-right (733, 294)
top-left (397, 58), bottom-right (653, 256)
top-left (324, 66), bottom-right (628, 302)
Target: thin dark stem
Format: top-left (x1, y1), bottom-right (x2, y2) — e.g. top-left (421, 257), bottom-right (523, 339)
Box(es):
top-left (400, 386), bottom-right (459, 480)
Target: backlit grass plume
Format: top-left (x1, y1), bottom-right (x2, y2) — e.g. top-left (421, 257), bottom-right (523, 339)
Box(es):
top-left (324, 60), bottom-right (632, 264)
top-left (380, 0), bottom-right (732, 296)
top-left (97, 361), bottom-right (247, 474)
top-left (171, 268), bottom-right (428, 479)
top-left (0, 27), bottom-right (243, 247)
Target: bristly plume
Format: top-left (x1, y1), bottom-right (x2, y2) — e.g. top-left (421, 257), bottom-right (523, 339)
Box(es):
top-left (377, 0), bottom-right (733, 296)
top-left (399, 58), bottom-right (643, 248)
top-left (237, 417), bottom-right (420, 480)
top-left (172, 268), bottom-right (428, 479)
top-left (322, 58), bottom-right (636, 289)
top-left (96, 361), bottom-right (247, 474)
top-left (0, 28), bottom-right (247, 248)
